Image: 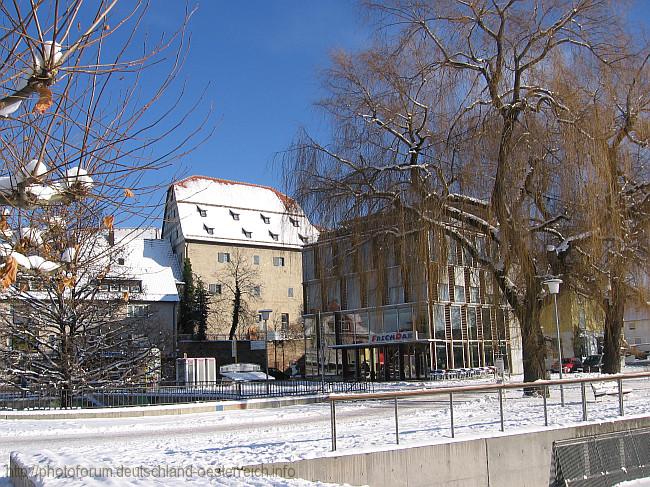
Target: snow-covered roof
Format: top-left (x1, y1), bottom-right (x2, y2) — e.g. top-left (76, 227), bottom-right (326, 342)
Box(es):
top-left (170, 176), bottom-right (319, 249)
top-left (112, 237), bottom-right (182, 303)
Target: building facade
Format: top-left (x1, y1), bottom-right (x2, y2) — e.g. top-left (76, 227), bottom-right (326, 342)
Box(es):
top-left (1, 233), bottom-right (182, 383)
top-left (302, 219), bottom-right (523, 381)
top-left (539, 291), bottom-right (604, 366)
top-left (161, 176), bottom-right (318, 338)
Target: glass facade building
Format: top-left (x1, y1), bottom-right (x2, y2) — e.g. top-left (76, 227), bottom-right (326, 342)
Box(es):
top-left (302, 224), bottom-right (520, 380)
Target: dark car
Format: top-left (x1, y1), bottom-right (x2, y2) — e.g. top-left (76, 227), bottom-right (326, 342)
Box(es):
top-left (582, 354), bottom-right (603, 372)
top-left (551, 357), bottom-right (583, 373)
top-left (267, 368), bottom-right (290, 380)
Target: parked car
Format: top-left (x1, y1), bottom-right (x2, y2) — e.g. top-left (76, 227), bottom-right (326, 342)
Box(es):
top-left (550, 357), bottom-right (583, 373)
top-left (582, 354), bottom-right (603, 372)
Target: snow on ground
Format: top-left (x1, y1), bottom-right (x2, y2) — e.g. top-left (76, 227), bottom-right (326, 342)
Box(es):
top-left (3, 369), bottom-right (650, 486)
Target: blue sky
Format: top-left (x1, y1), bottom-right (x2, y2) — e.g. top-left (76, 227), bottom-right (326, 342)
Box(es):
top-left (140, 1), bottom-right (372, 202)
top-left (129, 0), bottom-right (650, 221)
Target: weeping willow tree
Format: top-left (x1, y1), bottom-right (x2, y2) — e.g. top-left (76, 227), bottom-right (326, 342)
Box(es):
top-left (283, 0), bottom-right (640, 386)
top-left (541, 46), bottom-right (650, 373)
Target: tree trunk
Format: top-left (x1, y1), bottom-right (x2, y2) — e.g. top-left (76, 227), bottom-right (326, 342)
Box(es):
top-left (602, 280), bottom-right (625, 374)
top-left (229, 285), bottom-right (241, 340)
top-left (518, 293), bottom-right (547, 394)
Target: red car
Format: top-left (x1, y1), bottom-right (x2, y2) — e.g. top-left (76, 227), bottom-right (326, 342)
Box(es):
top-left (551, 357), bottom-right (583, 373)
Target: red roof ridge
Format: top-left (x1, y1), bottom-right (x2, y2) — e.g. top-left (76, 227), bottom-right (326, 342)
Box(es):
top-left (173, 175), bottom-right (298, 210)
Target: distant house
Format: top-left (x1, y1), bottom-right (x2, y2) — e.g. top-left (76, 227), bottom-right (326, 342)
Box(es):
top-left (110, 235), bottom-right (182, 370)
top-left (1, 233), bottom-right (182, 381)
top-left (539, 291), bottom-right (604, 364)
top-left (161, 176), bottom-right (318, 339)
top-left (624, 299), bottom-right (650, 355)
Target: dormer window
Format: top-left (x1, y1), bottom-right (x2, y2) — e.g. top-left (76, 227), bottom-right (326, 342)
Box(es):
top-left (298, 234), bottom-right (308, 244)
top-left (261, 213), bottom-right (270, 224)
top-left (242, 228), bottom-right (252, 238)
top-left (204, 224), bottom-right (214, 235)
top-left (289, 217), bottom-right (299, 227)
top-left (230, 210), bottom-right (239, 220)
top-left (269, 231), bottom-right (279, 241)
top-left (196, 205), bottom-right (207, 217)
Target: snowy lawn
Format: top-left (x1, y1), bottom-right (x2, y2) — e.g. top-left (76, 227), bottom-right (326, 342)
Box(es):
top-left (3, 370), bottom-right (650, 486)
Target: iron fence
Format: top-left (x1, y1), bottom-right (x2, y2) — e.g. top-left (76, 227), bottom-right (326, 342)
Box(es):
top-left (0, 379), bottom-right (372, 411)
top-left (327, 371), bottom-right (650, 451)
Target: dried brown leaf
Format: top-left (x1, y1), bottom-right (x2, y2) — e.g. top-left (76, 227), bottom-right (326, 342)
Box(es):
top-left (0, 257), bottom-right (18, 289)
top-left (103, 215), bottom-right (114, 230)
top-left (33, 86), bottom-right (53, 114)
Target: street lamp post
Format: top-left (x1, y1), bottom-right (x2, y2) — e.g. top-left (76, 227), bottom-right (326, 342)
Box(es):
top-left (544, 278), bottom-right (565, 407)
top-left (259, 309), bottom-right (272, 394)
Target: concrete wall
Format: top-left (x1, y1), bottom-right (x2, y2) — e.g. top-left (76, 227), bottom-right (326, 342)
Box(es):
top-left (246, 415), bottom-right (650, 487)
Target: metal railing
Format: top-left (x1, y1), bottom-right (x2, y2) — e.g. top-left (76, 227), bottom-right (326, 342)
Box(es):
top-left (327, 372), bottom-right (650, 451)
top-left (0, 379), bottom-right (372, 411)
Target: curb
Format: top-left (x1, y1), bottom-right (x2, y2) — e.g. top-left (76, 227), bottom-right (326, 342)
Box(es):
top-left (1, 394), bottom-right (326, 420)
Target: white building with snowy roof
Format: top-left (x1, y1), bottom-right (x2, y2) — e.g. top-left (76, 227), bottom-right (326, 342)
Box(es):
top-left (162, 176), bottom-right (318, 339)
top-left (1, 231), bottom-right (182, 382)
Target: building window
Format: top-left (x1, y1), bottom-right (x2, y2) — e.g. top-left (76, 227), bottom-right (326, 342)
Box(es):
top-left (242, 228), bottom-right (252, 238)
top-left (289, 217), bottom-right (299, 227)
top-left (99, 283), bottom-right (109, 292)
top-left (218, 252), bottom-right (231, 263)
top-left (208, 283), bottom-right (221, 295)
top-left (273, 256), bottom-right (285, 267)
top-left (469, 269), bottom-right (480, 303)
top-left (298, 234), bottom-right (308, 243)
top-left (117, 258), bottom-right (125, 265)
top-left (204, 224), bottom-right (214, 235)
top-left (109, 283), bottom-right (120, 292)
top-left (196, 205), bottom-right (207, 217)
top-left (127, 304), bottom-right (149, 318)
top-left (288, 287), bottom-right (294, 297)
top-left (260, 213), bottom-right (270, 224)
top-left (450, 306), bottom-right (462, 340)
top-left (253, 286), bottom-right (261, 297)
top-left (130, 283), bottom-right (141, 293)
top-left (229, 210), bottom-right (239, 220)
top-left (281, 313), bottom-right (289, 330)
top-left (253, 255), bottom-right (260, 265)
top-left (269, 231), bottom-right (279, 241)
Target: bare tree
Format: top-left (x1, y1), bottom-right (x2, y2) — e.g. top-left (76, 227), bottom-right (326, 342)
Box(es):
top-left (284, 0), bottom-right (629, 386)
top-left (212, 250), bottom-right (262, 341)
top-left (0, 1), bottom-right (208, 399)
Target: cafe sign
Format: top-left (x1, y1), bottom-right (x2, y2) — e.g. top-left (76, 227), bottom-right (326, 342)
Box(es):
top-left (370, 331), bottom-right (414, 343)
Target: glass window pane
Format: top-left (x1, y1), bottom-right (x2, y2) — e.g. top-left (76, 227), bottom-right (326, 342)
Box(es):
top-left (369, 309), bottom-right (383, 335)
top-left (454, 285), bottom-right (465, 303)
top-left (434, 304), bottom-right (446, 339)
top-left (482, 308), bottom-right (492, 340)
top-left (436, 344), bottom-right (447, 369)
top-left (398, 306), bottom-right (413, 332)
top-left (345, 276), bottom-right (361, 310)
top-left (306, 282), bottom-right (321, 313)
top-left (468, 307), bottom-right (478, 340)
top-left (438, 283), bottom-right (450, 301)
top-left (383, 308), bottom-right (398, 333)
top-left (453, 344), bottom-right (464, 368)
top-left (450, 306), bottom-right (462, 340)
